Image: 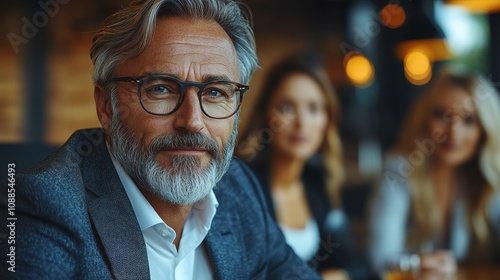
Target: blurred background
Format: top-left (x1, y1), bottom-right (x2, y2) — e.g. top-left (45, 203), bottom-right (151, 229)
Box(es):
top-left (1, 0), bottom-right (500, 257)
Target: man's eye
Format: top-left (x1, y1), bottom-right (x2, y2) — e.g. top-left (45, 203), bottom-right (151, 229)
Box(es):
top-left (144, 85), bottom-right (177, 100)
top-left (207, 89), bottom-right (223, 97)
top-left (151, 85), bottom-right (169, 93)
top-left (204, 87), bottom-right (231, 99)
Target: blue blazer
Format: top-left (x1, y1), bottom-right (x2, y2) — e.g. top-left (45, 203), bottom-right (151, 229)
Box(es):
top-left (0, 129), bottom-right (321, 280)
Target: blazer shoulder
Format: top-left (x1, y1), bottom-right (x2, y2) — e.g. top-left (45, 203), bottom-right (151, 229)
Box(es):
top-left (222, 158), bottom-right (262, 190)
top-left (215, 158), bottom-right (271, 214)
top-left (5, 129), bottom-right (108, 219)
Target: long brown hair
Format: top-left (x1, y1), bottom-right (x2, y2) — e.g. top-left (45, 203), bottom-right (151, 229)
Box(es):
top-left (394, 67), bottom-right (500, 246)
top-left (236, 50), bottom-right (345, 207)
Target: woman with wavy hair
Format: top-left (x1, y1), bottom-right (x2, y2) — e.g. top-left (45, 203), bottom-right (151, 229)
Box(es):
top-left (369, 67), bottom-right (500, 279)
top-left (237, 51), bottom-right (368, 280)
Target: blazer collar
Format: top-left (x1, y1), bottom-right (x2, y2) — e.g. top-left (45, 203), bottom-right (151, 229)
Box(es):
top-left (204, 190), bottom-right (248, 280)
top-left (76, 129), bottom-right (150, 279)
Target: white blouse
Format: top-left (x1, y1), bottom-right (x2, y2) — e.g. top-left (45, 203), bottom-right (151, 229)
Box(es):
top-left (280, 218), bottom-right (320, 261)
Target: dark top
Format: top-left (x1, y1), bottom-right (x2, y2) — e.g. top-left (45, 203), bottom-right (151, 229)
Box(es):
top-left (0, 128), bottom-right (321, 280)
top-left (249, 162), bottom-right (373, 280)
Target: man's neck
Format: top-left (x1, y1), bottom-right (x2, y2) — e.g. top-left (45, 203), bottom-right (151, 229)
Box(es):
top-left (140, 188), bottom-right (193, 249)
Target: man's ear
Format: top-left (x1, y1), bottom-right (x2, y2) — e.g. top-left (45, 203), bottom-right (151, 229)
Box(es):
top-left (94, 84), bottom-right (113, 132)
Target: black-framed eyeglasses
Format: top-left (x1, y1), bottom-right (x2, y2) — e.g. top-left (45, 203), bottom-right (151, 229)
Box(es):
top-left (108, 74), bottom-right (249, 119)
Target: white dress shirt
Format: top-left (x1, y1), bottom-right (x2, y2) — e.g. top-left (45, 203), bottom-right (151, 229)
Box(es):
top-left (111, 158), bottom-right (218, 280)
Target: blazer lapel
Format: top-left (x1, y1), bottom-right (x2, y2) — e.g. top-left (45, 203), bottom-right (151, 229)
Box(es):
top-left (204, 206), bottom-right (248, 280)
top-left (87, 196), bottom-right (149, 280)
top-left (78, 129), bottom-right (149, 280)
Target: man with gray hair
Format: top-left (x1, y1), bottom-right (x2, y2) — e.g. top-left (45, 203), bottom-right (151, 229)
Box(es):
top-left (0, 0), bottom-right (322, 279)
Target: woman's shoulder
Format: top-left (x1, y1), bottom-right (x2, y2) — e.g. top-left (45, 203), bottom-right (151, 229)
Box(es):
top-left (377, 153), bottom-right (413, 193)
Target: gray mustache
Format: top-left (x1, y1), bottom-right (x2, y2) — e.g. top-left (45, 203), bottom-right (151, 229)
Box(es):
top-left (148, 133), bottom-right (219, 158)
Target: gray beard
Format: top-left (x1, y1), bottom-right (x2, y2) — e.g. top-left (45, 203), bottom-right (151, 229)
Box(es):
top-left (108, 117), bottom-right (236, 205)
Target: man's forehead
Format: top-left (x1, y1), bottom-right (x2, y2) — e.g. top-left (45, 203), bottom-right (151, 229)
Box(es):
top-left (156, 35), bottom-right (234, 59)
top-left (152, 17), bottom-right (235, 49)
top-left (147, 18), bottom-right (238, 67)
top-left (119, 17), bottom-right (240, 81)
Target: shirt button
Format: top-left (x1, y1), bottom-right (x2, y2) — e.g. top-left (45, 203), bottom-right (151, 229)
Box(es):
top-left (159, 229), bottom-right (168, 238)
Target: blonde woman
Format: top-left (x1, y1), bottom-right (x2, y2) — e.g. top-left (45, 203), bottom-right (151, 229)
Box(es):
top-left (369, 67), bottom-right (500, 279)
top-left (238, 51), bottom-right (369, 280)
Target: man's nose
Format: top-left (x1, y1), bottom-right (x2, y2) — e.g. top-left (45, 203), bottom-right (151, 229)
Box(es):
top-left (172, 87), bottom-right (205, 132)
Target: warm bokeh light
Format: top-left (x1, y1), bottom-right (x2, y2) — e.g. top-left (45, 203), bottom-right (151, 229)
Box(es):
top-left (0, 47), bottom-right (23, 142)
top-left (395, 39), bottom-right (452, 62)
top-left (405, 50), bottom-right (430, 76)
top-left (445, 0), bottom-right (500, 13)
top-left (344, 53), bottom-right (375, 87)
top-left (380, 3), bottom-right (406, 29)
top-left (404, 49), bottom-right (432, 85)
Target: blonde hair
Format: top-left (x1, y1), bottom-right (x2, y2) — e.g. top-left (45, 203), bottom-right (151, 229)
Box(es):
top-left (394, 67), bottom-right (500, 246)
top-left (237, 51), bottom-right (345, 207)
